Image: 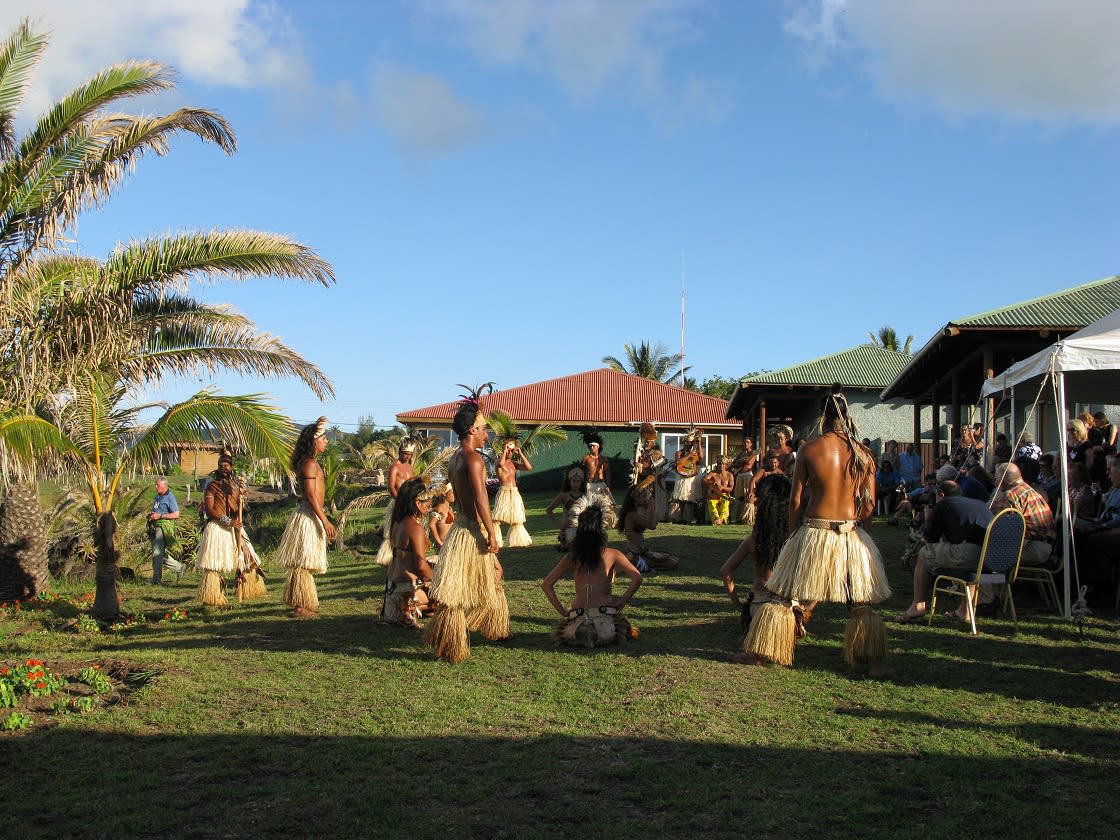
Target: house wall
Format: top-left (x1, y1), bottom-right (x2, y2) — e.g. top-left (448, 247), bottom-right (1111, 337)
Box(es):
top-left (177, 449), bottom-right (220, 475)
top-left (409, 423), bottom-right (730, 494)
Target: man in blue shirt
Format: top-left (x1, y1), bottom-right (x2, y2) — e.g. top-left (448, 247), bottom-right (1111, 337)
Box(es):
top-left (148, 477), bottom-right (183, 584)
top-left (898, 443), bottom-right (924, 489)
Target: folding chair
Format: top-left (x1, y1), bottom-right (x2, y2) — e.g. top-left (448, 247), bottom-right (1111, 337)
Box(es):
top-left (1015, 542), bottom-right (1063, 613)
top-left (928, 509), bottom-right (1026, 635)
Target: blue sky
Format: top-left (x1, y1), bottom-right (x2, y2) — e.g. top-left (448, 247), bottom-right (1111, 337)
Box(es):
top-left (7, 1), bottom-right (1118, 430)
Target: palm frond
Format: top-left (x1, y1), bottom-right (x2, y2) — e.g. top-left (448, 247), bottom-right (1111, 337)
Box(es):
top-left (103, 229), bottom-right (335, 292)
top-left (0, 411), bottom-right (84, 467)
top-left (342, 489), bottom-right (389, 512)
top-left (128, 390), bottom-right (294, 471)
top-left (0, 19), bottom-right (47, 158)
top-left (519, 424), bottom-right (567, 454)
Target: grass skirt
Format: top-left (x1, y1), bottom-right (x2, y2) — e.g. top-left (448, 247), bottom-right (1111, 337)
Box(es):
top-left (765, 522), bottom-right (890, 604)
top-left (424, 522), bottom-right (510, 662)
top-left (743, 600), bottom-right (795, 666)
top-left (196, 522), bottom-right (240, 574)
top-left (493, 486), bottom-right (531, 547)
top-left (241, 566), bottom-right (267, 600)
top-left (274, 501), bottom-right (328, 573)
top-left (551, 606), bottom-right (632, 648)
top-left (375, 498), bottom-right (396, 566)
top-left (283, 567), bottom-right (319, 611)
top-left (672, 473), bottom-right (702, 503)
top-left (197, 569), bottom-right (227, 608)
top-left (843, 605), bottom-right (888, 668)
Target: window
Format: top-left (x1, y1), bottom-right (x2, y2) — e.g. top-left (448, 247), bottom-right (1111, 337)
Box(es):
top-left (417, 428), bottom-right (453, 450)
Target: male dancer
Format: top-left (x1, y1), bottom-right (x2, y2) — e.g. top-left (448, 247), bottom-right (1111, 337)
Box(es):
top-left (581, 430), bottom-right (613, 503)
top-left (376, 438), bottom-right (416, 565)
top-left (274, 417), bottom-right (336, 617)
top-left (742, 385), bottom-right (891, 677)
top-left (423, 393), bottom-right (510, 663)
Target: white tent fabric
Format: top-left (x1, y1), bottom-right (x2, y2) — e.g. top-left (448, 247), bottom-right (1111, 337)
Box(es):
top-left (981, 306), bottom-right (1120, 618)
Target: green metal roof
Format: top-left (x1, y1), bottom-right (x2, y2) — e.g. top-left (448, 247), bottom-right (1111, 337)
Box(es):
top-left (741, 344), bottom-right (912, 389)
top-left (953, 274), bottom-right (1120, 329)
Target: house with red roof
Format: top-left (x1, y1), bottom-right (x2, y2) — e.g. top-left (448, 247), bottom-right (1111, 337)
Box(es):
top-left (396, 368), bottom-right (736, 492)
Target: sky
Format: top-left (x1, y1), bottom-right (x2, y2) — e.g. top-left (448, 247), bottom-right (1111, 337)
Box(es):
top-left (5, 0), bottom-right (1118, 431)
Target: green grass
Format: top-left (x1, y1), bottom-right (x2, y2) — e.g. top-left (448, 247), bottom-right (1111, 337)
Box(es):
top-left (2, 492), bottom-right (1118, 839)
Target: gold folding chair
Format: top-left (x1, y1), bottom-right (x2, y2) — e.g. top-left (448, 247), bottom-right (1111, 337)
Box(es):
top-left (928, 509), bottom-right (1026, 635)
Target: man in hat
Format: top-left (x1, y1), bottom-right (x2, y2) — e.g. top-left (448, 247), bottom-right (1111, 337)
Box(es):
top-left (703, 455), bottom-right (735, 525)
top-left (376, 438), bottom-right (417, 565)
top-left (274, 417), bottom-right (335, 617)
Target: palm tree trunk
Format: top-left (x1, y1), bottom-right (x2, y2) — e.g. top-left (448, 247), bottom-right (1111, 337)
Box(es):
top-left (92, 512), bottom-right (121, 620)
top-left (0, 481), bottom-right (49, 601)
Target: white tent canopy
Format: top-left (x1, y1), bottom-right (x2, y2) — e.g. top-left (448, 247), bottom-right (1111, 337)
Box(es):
top-left (982, 306), bottom-right (1120, 618)
top-left (981, 306), bottom-right (1120, 403)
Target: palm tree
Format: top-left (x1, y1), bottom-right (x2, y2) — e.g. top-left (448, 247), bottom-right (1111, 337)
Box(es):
top-left (486, 410), bottom-right (567, 455)
top-left (0, 21), bottom-right (335, 598)
top-left (336, 436), bottom-right (453, 551)
top-left (867, 326), bottom-right (915, 354)
top-left (0, 374), bottom-right (294, 618)
top-left (602, 341), bottom-right (690, 384)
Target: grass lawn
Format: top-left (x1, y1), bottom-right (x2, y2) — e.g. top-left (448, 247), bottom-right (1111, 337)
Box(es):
top-left (2, 491), bottom-right (1118, 839)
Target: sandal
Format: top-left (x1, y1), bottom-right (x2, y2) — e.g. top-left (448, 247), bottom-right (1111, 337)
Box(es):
top-left (893, 610), bottom-right (926, 624)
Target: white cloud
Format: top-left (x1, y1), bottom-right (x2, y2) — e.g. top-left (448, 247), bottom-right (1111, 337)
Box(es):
top-left (422, 0), bottom-right (714, 104)
top-left (369, 60), bottom-right (486, 156)
top-left (2, 0), bottom-right (310, 119)
top-left (783, 0), bottom-right (1120, 123)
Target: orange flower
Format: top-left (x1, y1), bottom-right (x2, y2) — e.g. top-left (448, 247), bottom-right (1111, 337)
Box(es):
top-left (93, 664), bottom-right (101, 670)
top-left (26, 658), bottom-right (42, 666)
top-left (34, 680), bottom-right (46, 689)
top-left (164, 613), bottom-right (171, 619)
top-left (1, 667), bottom-right (9, 675)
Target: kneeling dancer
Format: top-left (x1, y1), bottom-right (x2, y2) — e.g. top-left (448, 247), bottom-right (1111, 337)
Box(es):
top-left (423, 389), bottom-right (510, 663)
top-left (380, 477), bottom-right (436, 628)
top-left (274, 417), bottom-right (335, 617)
top-left (744, 385), bottom-right (891, 676)
top-left (542, 495), bottom-right (642, 647)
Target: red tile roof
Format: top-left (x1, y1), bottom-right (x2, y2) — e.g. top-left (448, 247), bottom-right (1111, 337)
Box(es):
top-left (397, 368), bottom-right (735, 428)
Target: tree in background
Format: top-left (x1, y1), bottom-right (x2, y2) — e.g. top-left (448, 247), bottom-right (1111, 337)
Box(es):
top-left (0, 21), bottom-right (335, 600)
top-left (602, 341), bottom-right (690, 384)
top-left (867, 326), bottom-right (915, 354)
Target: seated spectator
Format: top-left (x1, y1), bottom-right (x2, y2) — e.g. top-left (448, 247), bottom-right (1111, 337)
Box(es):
top-left (1068, 418), bottom-right (1094, 472)
top-left (992, 433), bottom-right (1013, 464)
top-left (898, 443), bottom-right (924, 489)
top-left (1016, 431), bottom-right (1042, 462)
top-left (1090, 411), bottom-right (1117, 489)
top-left (1038, 453), bottom-right (1061, 509)
top-left (890, 472), bottom-right (939, 526)
top-left (875, 460), bottom-right (905, 515)
top-left (541, 498), bottom-right (642, 647)
top-left (1067, 462), bottom-right (1097, 521)
top-left (1076, 456), bottom-right (1120, 594)
top-left (960, 465), bottom-right (995, 502)
top-left (895, 480), bottom-right (993, 623)
top-left (991, 462), bottom-right (1056, 567)
top-left (882, 439), bottom-right (901, 474)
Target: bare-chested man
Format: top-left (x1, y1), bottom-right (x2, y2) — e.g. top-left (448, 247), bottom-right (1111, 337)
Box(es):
top-left (422, 395), bottom-right (510, 663)
top-left (375, 439), bottom-right (416, 565)
top-left (703, 455), bottom-right (735, 525)
top-left (581, 431), bottom-right (613, 505)
top-left (492, 438), bottom-right (533, 547)
top-left (274, 417), bottom-right (336, 617)
top-left (741, 386), bottom-right (891, 677)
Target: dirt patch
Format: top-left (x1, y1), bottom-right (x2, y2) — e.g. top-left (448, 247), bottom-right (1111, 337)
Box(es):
top-left (1, 657), bottom-right (159, 735)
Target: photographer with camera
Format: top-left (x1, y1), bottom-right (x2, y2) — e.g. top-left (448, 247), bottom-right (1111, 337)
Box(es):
top-left (888, 472), bottom-right (940, 526)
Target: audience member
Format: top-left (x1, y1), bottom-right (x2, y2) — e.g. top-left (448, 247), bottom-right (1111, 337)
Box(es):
top-left (991, 462), bottom-right (1056, 567)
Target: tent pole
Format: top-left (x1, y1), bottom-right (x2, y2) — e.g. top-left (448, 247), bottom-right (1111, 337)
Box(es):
top-left (1055, 372), bottom-right (1072, 619)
